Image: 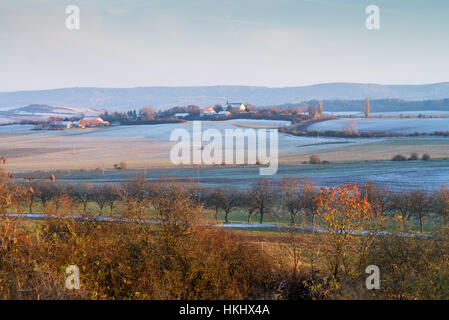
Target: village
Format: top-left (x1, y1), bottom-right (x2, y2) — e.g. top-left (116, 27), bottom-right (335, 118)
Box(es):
top-left (37, 116), bottom-right (111, 130)
top-left (31, 100), bottom-right (324, 131)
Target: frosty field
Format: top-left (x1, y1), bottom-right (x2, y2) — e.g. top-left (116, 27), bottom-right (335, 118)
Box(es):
top-left (308, 117), bottom-right (449, 134)
top-left (1, 119), bottom-right (449, 191)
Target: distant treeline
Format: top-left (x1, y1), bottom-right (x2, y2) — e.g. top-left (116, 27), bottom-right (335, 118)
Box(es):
top-left (280, 128), bottom-right (449, 138)
top-left (273, 98), bottom-right (449, 113)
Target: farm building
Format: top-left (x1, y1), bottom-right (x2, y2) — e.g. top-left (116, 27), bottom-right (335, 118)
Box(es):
top-left (217, 111), bottom-right (231, 117)
top-left (225, 102), bottom-right (247, 112)
top-left (200, 107), bottom-right (216, 117)
top-left (78, 117), bottom-right (109, 128)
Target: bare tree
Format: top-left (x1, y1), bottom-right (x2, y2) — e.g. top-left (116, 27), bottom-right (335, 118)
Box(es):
top-left (409, 190), bottom-right (431, 233)
top-left (26, 183), bottom-right (37, 213)
top-left (301, 181), bottom-right (318, 227)
top-left (278, 177), bottom-right (303, 226)
top-left (241, 188), bottom-right (258, 223)
top-left (278, 177), bottom-right (310, 281)
top-left (9, 183), bottom-right (27, 214)
top-left (72, 183), bottom-right (93, 214)
top-left (188, 185), bottom-right (209, 208)
top-left (118, 178), bottom-right (151, 217)
top-left (364, 97), bottom-right (370, 118)
top-left (389, 191), bottom-right (413, 229)
top-left (250, 178), bottom-right (273, 224)
top-left (433, 186), bottom-right (449, 225)
top-left (362, 181), bottom-right (390, 215)
top-left (204, 188), bottom-right (221, 221)
top-left (213, 186), bottom-right (241, 223)
top-left (46, 184), bottom-right (74, 215)
top-left (103, 184), bottom-right (120, 215)
top-left (91, 184), bottom-right (109, 213)
top-left (317, 100), bottom-right (323, 117)
top-left (35, 182), bottom-right (58, 210)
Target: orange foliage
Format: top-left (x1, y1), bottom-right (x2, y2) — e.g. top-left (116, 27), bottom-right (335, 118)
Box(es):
top-left (313, 184), bottom-right (374, 279)
top-left (314, 184), bottom-right (373, 236)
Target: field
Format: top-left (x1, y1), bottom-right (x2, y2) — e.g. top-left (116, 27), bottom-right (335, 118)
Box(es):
top-left (308, 117), bottom-right (449, 134)
top-left (2, 119), bottom-right (449, 192)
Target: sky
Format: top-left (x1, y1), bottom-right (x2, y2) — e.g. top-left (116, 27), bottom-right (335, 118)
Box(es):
top-left (0, 0), bottom-right (448, 92)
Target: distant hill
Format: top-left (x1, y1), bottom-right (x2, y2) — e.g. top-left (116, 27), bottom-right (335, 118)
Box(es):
top-left (15, 104), bottom-right (73, 114)
top-left (1, 83), bottom-right (449, 111)
top-left (0, 104), bottom-right (103, 123)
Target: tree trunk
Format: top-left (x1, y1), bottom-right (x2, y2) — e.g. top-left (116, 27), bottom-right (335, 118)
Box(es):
top-left (333, 263), bottom-right (339, 280)
top-left (225, 211), bottom-right (229, 223)
top-left (248, 212), bottom-right (253, 223)
top-left (420, 214), bottom-right (424, 233)
top-left (259, 210), bottom-right (264, 224)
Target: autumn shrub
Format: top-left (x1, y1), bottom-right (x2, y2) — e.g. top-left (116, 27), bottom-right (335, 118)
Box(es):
top-left (313, 185), bottom-right (374, 279)
top-left (0, 218), bottom-right (280, 299)
top-left (409, 152), bottom-right (419, 160)
top-left (148, 228), bottom-right (279, 299)
top-left (0, 216), bottom-right (73, 299)
top-left (309, 155), bottom-right (321, 164)
top-left (362, 229), bottom-right (449, 299)
top-left (392, 154), bottom-right (407, 161)
top-left (119, 161), bottom-right (128, 170)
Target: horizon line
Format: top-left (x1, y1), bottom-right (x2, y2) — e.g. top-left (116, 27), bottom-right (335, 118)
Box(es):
top-left (2, 81), bottom-right (449, 94)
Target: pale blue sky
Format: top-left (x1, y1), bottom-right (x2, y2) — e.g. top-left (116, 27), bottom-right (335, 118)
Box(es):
top-left (0, 0), bottom-right (448, 91)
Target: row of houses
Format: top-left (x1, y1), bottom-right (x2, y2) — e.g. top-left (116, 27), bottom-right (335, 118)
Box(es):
top-left (174, 103), bottom-right (247, 119)
top-left (49, 117), bottom-right (110, 129)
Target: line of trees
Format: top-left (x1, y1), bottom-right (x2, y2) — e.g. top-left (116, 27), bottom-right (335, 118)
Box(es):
top-left (2, 168), bottom-right (449, 233)
top-left (281, 126), bottom-right (449, 138)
